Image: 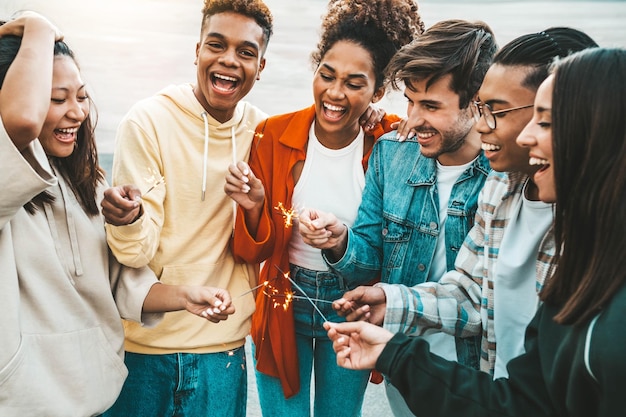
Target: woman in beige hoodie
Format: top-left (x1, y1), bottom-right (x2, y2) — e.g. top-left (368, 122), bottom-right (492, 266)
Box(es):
top-left (0, 11), bottom-right (234, 417)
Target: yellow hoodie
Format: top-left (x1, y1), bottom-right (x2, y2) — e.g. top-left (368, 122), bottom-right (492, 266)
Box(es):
top-left (106, 83), bottom-right (267, 353)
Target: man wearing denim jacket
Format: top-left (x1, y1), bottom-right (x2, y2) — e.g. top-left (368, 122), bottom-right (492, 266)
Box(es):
top-left (299, 19), bottom-right (497, 417)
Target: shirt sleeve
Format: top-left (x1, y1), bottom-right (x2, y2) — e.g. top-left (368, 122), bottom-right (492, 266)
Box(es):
top-left (380, 267), bottom-right (482, 338)
top-left (109, 249), bottom-right (163, 327)
top-left (376, 310), bottom-right (555, 417)
top-left (105, 116), bottom-right (164, 268)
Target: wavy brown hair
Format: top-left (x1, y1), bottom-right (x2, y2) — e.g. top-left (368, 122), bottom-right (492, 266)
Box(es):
top-left (386, 19), bottom-right (497, 109)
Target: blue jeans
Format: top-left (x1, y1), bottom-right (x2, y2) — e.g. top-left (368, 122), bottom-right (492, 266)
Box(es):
top-left (103, 348), bottom-right (247, 417)
top-left (254, 264), bottom-right (369, 417)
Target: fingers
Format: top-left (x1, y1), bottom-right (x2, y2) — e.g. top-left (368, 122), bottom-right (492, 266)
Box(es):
top-left (359, 105), bottom-right (385, 133)
top-left (101, 185), bottom-right (142, 226)
top-left (344, 305), bottom-right (372, 322)
top-left (0, 11), bottom-right (62, 40)
top-left (199, 288), bottom-right (235, 323)
top-left (395, 118), bottom-right (417, 142)
top-left (224, 162), bottom-right (265, 211)
top-left (225, 161), bottom-right (252, 193)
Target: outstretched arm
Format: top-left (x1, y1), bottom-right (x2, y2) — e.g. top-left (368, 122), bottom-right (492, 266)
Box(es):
top-left (143, 283), bottom-right (235, 323)
top-left (324, 321), bottom-right (392, 370)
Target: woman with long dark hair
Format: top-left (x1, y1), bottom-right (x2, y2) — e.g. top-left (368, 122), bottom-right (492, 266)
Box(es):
top-left (0, 11), bottom-right (234, 416)
top-left (324, 47), bottom-right (626, 416)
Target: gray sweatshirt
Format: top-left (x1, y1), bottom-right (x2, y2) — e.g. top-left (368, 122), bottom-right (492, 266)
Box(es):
top-left (0, 120), bottom-right (161, 417)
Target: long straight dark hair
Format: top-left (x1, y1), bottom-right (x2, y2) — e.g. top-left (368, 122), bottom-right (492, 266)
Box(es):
top-left (540, 47), bottom-right (626, 325)
top-left (0, 35), bottom-right (104, 215)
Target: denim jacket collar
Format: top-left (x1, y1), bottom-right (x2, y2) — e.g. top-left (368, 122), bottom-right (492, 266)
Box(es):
top-left (406, 151), bottom-right (491, 187)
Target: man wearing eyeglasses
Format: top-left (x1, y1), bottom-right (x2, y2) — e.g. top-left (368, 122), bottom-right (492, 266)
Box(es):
top-left (298, 20), bottom-right (497, 416)
top-left (321, 26), bottom-right (597, 385)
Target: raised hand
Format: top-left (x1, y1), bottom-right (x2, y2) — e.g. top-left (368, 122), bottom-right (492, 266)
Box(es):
top-left (224, 161), bottom-right (265, 211)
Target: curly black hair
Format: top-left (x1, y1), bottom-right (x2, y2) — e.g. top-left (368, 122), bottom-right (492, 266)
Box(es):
top-left (201, 0), bottom-right (274, 53)
top-left (311, 0), bottom-right (425, 90)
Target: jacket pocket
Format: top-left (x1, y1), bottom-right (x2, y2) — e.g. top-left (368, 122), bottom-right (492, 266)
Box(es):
top-left (381, 219), bottom-right (411, 269)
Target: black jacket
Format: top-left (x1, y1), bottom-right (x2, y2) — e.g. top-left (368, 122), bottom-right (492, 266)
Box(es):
top-left (377, 284), bottom-right (626, 416)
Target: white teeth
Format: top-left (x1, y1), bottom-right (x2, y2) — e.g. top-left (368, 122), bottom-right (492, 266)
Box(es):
top-left (481, 142), bottom-right (501, 151)
top-left (57, 127), bottom-right (78, 133)
top-left (323, 103), bottom-right (345, 112)
top-left (416, 132), bottom-right (435, 139)
top-left (214, 73), bottom-right (237, 82)
top-left (529, 157), bottom-right (549, 166)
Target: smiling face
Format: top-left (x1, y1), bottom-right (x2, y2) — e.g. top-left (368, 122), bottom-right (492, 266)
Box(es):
top-left (312, 40), bottom-right (383, 148)
top-left (475, 64), bottom-right (536, 173)
top-left (39, 55), bottom-right (89, 158)
top-left (517, 75), bottom-right (554, 203)
top-left (404, 73), bottom-right (476, 165)
top-left (194, 11), bottom-right (266, 123)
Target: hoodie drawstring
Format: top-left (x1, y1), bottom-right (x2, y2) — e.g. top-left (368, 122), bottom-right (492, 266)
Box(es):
top-left (230, 125), bottom-right (237, 229)
top-left (201, 112), bottom-right (209, 201)
top-left (200, 112), bottom-right (238, 228)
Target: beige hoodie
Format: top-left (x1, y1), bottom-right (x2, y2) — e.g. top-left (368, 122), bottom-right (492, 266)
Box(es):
top-left (106, 84), bottom-right (267, 353)
top-left (0, 120), bottom-right (160, 416)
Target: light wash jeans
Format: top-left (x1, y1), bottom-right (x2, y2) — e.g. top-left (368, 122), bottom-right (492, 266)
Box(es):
top-left (254, 264), bottom-right (370, 417)
top-left (102, 348), bottom-right (247, 417)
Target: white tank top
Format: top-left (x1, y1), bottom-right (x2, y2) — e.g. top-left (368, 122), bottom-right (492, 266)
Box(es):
top-left (289, 123), bottom-right (365, 270)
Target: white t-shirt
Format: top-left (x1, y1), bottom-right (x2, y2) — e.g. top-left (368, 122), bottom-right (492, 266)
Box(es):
top-left (289, 123), bottom-right (365, 270)
top-left (493, 182), bottom-right (553, 378)
top-left (424, 158), bottom-right (475, 362)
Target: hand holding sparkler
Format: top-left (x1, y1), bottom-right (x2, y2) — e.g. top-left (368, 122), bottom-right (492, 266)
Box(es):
top-left (225, 161), bottom-right (265, 211)
top-left (101, 184), bottom-right (144, 226)
top-left (185, 286), bottom-right (235, 323)
top-left (333, 285), bottom-right (387, 325)
top-left (298, 208), bottom-right (349, 259)
top-left (324, 320), bottom-right (393, 371)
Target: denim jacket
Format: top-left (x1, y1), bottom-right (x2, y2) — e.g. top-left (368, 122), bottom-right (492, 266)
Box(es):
top-left (323, 132), bottom-right (491, 367)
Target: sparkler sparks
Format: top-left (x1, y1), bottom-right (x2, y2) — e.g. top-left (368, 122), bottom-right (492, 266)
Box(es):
top-left (274, 202), bottom-right (299, 228)
top-left (274, 202), bottom-right (312, 228)
top-left (274, 265), bottom-right (328, 322)
top-left (143, 167), bottom-right (165, 195)
top-left (236, 266), bottom-right (331, 321)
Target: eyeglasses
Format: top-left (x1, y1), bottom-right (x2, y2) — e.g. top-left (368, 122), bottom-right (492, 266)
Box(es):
top-left (470, 101), bottom-right (534, 130)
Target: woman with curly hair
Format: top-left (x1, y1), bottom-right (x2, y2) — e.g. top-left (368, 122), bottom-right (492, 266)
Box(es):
top-left (225, 0), bottom-right (423, 415)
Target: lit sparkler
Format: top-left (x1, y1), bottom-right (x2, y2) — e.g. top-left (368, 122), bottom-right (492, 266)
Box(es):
top-left (143, 167), bottom-right (165, 195)
top-left (272, 294), bottom-right (334, 304)
top-left (274, 202), bottom-right (299, 228)
top-left (274, 202), bottom-right (312, 228)
top-left (274, 264), bottom-right (328, 322)
top-left (236, 280), bottom-right (270, 299)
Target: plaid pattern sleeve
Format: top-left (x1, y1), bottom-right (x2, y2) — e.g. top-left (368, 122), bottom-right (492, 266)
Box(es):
top-left (379, 269), bottom-right (483, 338)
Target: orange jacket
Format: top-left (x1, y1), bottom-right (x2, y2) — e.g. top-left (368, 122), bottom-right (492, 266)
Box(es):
top-left (231, 104), bottom-right (400, 397)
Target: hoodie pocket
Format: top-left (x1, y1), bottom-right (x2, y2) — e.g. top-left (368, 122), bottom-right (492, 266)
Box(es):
top-left (0, 327), bottom-right (127, 417)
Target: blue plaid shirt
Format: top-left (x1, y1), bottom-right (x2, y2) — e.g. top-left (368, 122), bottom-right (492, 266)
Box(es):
top-left (380, 171), bottom-right (556, 375)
